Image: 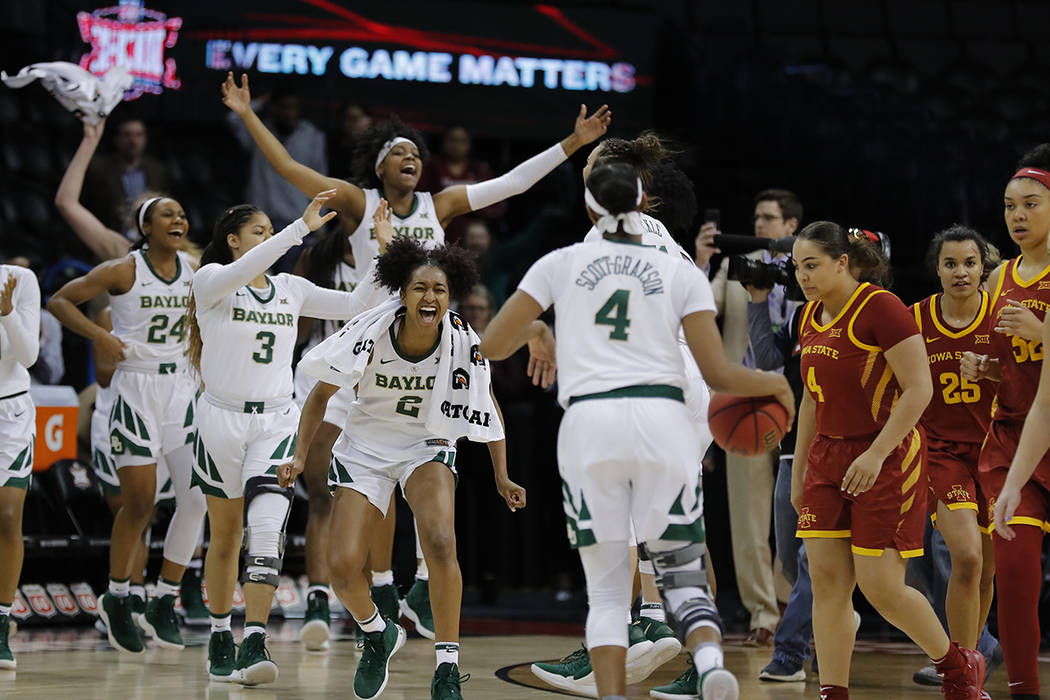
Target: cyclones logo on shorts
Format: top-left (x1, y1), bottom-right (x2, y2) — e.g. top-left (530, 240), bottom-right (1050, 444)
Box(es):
top-left (947, 484), bottom-right (971, 502)
top-left (797, 507), bottom-right (817, 529)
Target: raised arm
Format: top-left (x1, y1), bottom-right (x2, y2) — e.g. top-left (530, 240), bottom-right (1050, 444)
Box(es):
top-left (193, 191), bottom-right (337, 308)
top-left (0, 269), bottom-right (41, 368)
top-left (433, 104), bottom-right (611, 224)
top-left (221, 73), bottom-right (365, 220)
top-left (478, 291), bottom-right (548, 361)
top-left (54, 120), bottom-right (132, 261)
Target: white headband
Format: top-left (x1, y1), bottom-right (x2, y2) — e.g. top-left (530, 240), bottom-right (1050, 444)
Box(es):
top-left (137, 196), bottom-right (163, 234)
top-left (374, 136), bottom-right (417, 173)
top-left (584, 178), bottom-right (644, 235)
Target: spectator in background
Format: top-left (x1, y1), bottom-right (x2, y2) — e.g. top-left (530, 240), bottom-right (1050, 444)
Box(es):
top-left (81, 116), bottom-right (170, 235)
top-left (227, 89), bottom-right (327, 256)
top-left (420, 126), bottom-right (506, 244)
top-left (695, 188), bottom-right (803, 646)
top-left (4, 255), bottom-right (63, 385)
top-left (328, 103), bottom-right (373, 179)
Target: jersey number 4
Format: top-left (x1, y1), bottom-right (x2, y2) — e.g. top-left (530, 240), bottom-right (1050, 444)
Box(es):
top-left (595, 289), bottom-right (631, 341)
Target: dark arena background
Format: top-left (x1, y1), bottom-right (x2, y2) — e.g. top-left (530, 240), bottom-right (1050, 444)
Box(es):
top-left (1, 1), bottom-right (1049, 698)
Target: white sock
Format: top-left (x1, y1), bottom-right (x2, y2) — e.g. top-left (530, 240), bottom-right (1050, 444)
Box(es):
top-left (211, 613), bottom-right (232, 633)
top-left (435, 641), bottom-right (459, 667)
top-left (108, 578), bottom-right (130, 598)
top-left (693, 642), bottom-right (724, 675)
top-left (416, 559), bottom-right (429, 581)
top-left (355, 606), bottom-right (387, 633)
top-left (372, 570), bottom-right (394, 587)
top-left (640, 602), bottom-right (666, 623)
top-left (307, 584), bottom-right (331, 597)
top-left (155, 578), bottom-right (180, 598)
top-left (0, 603), bottom-right (11, 617)
top-left (244, 623), bottom-right (265, 639)
top-left (129, 584), bottom-right (146, 600)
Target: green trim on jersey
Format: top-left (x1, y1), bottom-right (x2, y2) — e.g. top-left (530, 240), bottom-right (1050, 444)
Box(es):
top-left (568, 384), bottom-right (684, 406)
top-left (246, 277), bottom-right (276, 304)
top-left (192, 434), bottom-right (224, 486)
top-left (140, 249), bottom-right (183, 285)
top-left (562, 479), bottom-right (596, 549)
top-left (392, 194), bottom-right (420, 220)
top-left (329, 456), bottom-right (353, 486)
top-left (388, 321), bottom-right (441, 363)
top-left (1, 442), bottom-right (33, 489)
top-left (660, 482), bottom-right (706, 543)
top-left (1, 473), bottom-right (31, 489)
top-left (191, 469), bottom-right (230, 498)
top-left (269, 434), bottom-right (297, 461)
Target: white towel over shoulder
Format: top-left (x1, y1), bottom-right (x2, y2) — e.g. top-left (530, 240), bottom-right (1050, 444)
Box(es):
top-left (1, 62), bottom-right (131, 124)
top-left (299, 298), bottom-right (504, 444)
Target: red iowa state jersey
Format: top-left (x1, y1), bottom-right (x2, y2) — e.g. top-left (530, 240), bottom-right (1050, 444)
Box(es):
top-left (799, 283), bottom-right (919, 438)
top-left (913, 291), bottom-right (995, 441)
top-left (987, 256), bottom-right (1050, 424)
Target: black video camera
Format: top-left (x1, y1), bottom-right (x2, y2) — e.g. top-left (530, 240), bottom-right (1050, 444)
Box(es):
top-left (726, 255), bottom-right (806, 301)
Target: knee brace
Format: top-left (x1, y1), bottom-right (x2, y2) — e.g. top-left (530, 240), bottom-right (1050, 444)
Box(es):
top-left (642, 540), bottom-right (723, 641)
top-left (637, 544), bottom-right (655, 576)
top-left (240, 476), bottom-right (293, 588)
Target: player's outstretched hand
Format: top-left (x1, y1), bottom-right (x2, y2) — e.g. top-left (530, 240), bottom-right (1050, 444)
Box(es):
top-left (993, 483), bottom-right (1022, 541)
top-left (526, 321), bottom-right (557, 388)
top-left (220, 72), bottom-right (254, 115)
top-left (572, 104), bottom-right (611, 145)
top-left (303, 189), bottom-right (338, 231)
top-left (373, 198), bottom-right (396, 253)
top-left (0, 275), bottom-right (16, 316)
top-left (277, 457), bottom-right (305, 488)
top-left (497, 477), bottom-right (527, 512)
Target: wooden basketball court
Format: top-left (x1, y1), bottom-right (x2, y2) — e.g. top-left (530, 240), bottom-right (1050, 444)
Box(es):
top-left (1, 623), bottom-right (1042, 698)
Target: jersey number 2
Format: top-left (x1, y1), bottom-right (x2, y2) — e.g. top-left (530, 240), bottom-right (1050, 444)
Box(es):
top-left (253, 331), bottom-right (275, 364)
top-left (595, 289), bottom-right (631, 340)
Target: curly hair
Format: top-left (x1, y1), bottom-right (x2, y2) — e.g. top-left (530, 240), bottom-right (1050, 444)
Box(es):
top-left (375, 238), bottom-right (478, 301)
top-left (593, 131), bottom-right (678, 212)
top-left (349, 115), bottom-right (430, 189)
top-left (647, 163), bottom-right (698, 239)
top-left (925, 224), bottom-right (992, 284)
top-left (1017, 143), bottom-right (1050, 173)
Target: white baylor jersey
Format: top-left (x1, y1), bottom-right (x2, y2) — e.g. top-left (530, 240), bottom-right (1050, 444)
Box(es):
top-left (583, 212), bottom-right (690, 261)
top-left (518, 238), bottom-right (716, 408)
top-left (109, 250), bottom-right (194, 372)
top-left (197, 273), bottom-right (322, 403)
top-left (344, 314), bottom-right (442, 461)
top-left (348, 189), bottom-right (446, 269)
top-left (0, 265), bottom-right (40, 396)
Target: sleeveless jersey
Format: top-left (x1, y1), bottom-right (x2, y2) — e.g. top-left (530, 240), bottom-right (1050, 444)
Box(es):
top-left (0, 265), bottom-right (39, 395)
top-left (798, 283), bottom-right (919, 438)
top-left (583, 213), bottom-right (691, 260)
top-left (987, 255), bottom-right (1050, 424)
top-left (913, 292), bottom-right (995, 441)
top-left (348, 189), bottom-right (446, 270)
top-left (517, 238), bottom-right (716, 408)
top-left (344, 313), bottom-right (442, 459)
top-left (109, 250), bottom-right (193, 372)
top-left (197, 272), bottom-right (324, 403)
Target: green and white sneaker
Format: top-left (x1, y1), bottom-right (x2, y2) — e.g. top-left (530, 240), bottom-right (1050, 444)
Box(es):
top-left (299, 591), bottom-right (331, 651)
top-left (432, 662), bottom-right (468, 700)
top-left (371, 583), bottom-right (400, 623)
top-left (354, 620), bottom-right (406, 699)
top-left (529, 645), bottom-right (596, 697)
top-left (98, 593), bottom-right (144, 655)
top-left (179, 569), bottom-right (210, 627)
top-left (650, 660), bottom-right (698, 700)
top-left (130, 592), bottom-right (148, 635)
top-left (236, 631), bottom-right (278, 686)
top-left (699, 666), bottom-right (739, 700)
top-left (207, 630), bottom-right (238, 682)
top-left (626, 618), bottom-right (675, 684)
top-left (142, 595), bottom-right (184, 649)
top-left (400, 579), bottom-right (435, 640)
top-left (0, 614), bottom-right (14, 670)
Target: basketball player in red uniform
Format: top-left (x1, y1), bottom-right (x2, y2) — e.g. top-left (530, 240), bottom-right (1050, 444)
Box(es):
top-left (791, 221), bottom-right (985, 700)
top-left (965, 146), bottom-right (1050, 700)
top-left (914, 226), bottom-right (997, 653)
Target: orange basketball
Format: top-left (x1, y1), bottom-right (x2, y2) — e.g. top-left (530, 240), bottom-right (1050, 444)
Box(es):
top-left (707, 393), bottom-right (790, 457)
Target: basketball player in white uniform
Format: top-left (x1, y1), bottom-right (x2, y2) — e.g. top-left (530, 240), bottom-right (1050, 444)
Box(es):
top-left (481, 163), bottom-right (794, 700)
top-left (187, 191), bottom-right (388, 686)
top-left (0, 264), bottom-right (40, 670)
top-left (48, 197), bottom-right (208, 657)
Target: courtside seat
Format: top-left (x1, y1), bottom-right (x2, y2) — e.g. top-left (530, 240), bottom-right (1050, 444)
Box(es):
top-left (41, 459), bottom-right (111, 544)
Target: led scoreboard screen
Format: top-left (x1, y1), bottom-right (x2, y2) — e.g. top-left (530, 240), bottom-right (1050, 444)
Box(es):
top-left (41, 0), bottom-right (655, 138)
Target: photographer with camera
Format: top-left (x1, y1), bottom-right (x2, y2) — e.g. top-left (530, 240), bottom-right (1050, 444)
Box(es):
top-left (695, 188), bottom-right (803, 646)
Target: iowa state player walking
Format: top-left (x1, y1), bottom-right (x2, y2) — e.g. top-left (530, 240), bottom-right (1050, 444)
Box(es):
top-left (791, 221), bottom-right (985, 700)
top-left (965, 146), bottom-right (1050, 700)
top-left (913, 226), bottom-right (997, 656)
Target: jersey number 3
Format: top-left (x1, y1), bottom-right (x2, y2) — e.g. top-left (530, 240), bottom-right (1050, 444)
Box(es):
top-left (252, 331), bottom-right (276, 364)
top-left (595, 289), bottom-right (631, 341)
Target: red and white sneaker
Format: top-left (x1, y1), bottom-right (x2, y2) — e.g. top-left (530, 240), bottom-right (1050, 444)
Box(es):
top-left (939, 646), bottom-right (985, 700)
